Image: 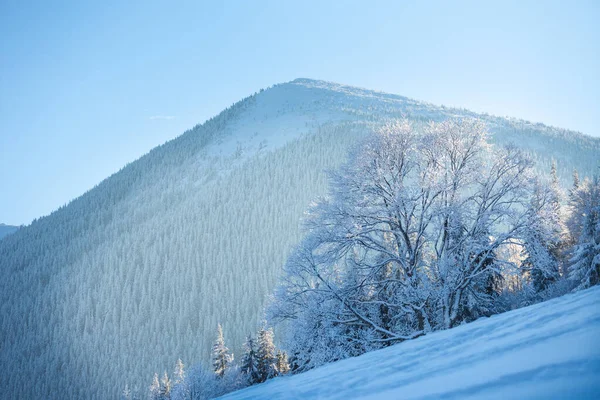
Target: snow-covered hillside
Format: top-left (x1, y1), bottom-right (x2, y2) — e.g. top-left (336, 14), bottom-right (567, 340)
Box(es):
top-left (0, 79), bottom-right (598, 399)
top-left (223, 286), bottom-right (600, 400)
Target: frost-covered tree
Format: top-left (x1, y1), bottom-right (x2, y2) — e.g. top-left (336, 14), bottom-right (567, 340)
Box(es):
top-left (569, 175), bottom-right (600, 290)
top-left (160, 371), bottom-right (171, 399)
top-left (275, 351), bottom-right (290, 375)
top-left (548, 161), bottom-right (569, 270)
top-left (173, 359), bottom-right (185, 385)
top-left (149, 373), bottom-right (161, 400)
top-left (212, 324), bottom-right (233, 378)
top-left (271, 119), bottom-right (544, 368)
top-left (256, 328), bottom-right (277, 383)
top-left (240, 335), bottom-right (260, 385)
top-left (274, 288), bottom-right (357, 372)
top-left (520, 174), bottom-right (564, 293)
top-left (567, 170), bottom-right (584, 244)
top-left (176, 362), bottom-right (244, 400)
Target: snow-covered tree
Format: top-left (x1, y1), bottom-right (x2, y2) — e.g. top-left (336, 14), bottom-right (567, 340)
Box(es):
top-left (240, 335), bottom-right (260, 385)
top-left (569, 175), bottom-right (600, 290)
top-left (173, 359), bottom-right (185, 385)
top-left (177, 362), bottom-right (244, 400)
top-left (567, 170), bottom-right (584, 244)
top-left (271, 119), bottom-right (544, 368)
top-left (520, 175), bottom-right (564, 293)
top-left (256, 328), bottom-right (277, 383)
top-left (212, 324), bottom-right (233, 378)
top-left (548, 161), bottom-right (569, 270)
top-left (572, 169), bottom-right (580, 191)
top-left (149, 373), bottom-right (161, 400)
top-left (159, 371), bottom-right (171, 399)
top-left (275, 351), bottom-right (290, 375)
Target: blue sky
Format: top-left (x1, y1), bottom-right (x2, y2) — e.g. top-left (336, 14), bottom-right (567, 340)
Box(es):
top-left (1, 0), bottom-right (599, 225)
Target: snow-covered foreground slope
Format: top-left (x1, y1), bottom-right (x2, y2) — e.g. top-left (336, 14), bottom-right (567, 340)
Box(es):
top-left (223, 287), bottom-right (600, 400)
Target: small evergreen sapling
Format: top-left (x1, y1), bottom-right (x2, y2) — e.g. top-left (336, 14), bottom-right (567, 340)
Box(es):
top-left (173, 359), bottom-right (185, 385)
top-left (275, 350), bottom-right (290, 375)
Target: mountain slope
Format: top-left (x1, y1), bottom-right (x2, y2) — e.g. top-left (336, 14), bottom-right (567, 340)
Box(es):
top-left (222, 286), bottom-right (600, 400)
top-left (0, 223), bottom-right (19, 240)
top-left (0, 79), bottom-right (599, 399)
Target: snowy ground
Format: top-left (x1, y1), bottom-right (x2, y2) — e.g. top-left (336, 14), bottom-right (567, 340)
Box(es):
top-left (222, 286), bottom-right (600, 399)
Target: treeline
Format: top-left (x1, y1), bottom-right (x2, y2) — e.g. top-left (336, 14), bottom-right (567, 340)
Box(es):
top-left (126, 325), bottom-right (289, 400)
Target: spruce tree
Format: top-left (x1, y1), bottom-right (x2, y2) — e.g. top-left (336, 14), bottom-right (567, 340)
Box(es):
top-left (567, 169), bottom-right (584, 247)
top-left (149, 373), bottom-right (160, 400)
top-left (256, 328), bottom-right (277, 383)
top-left (240, 335), bottom-right (260, 385)
top-left (173, 359), bottom-right (185, 385)
top-left (521, 172), bottom-right (563, 293)
top-left (275, 350), bottom-right (290, 375)
top-left (549, 160), bottom-right (568, 273)
top-left (212, 324), bottom-right (233, 378)
top-left (569, 175), bottom-right (600, 289)
top-left (159, 371), bottom-right (171, 399)
top-left (572, 169), bottom-right (580, 191)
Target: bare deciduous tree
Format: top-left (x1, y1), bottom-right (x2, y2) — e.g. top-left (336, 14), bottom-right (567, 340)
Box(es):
top-left (271, 119), bottom-right (551, 370)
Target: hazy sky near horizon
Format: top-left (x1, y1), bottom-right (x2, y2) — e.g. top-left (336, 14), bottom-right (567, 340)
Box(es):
top-left (1, 0), bottom-right (599, 225)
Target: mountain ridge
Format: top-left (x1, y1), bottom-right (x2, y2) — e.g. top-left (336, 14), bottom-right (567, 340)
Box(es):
top-left (14, 78), bottom-right (600, 230)
top-left (290, 78), bottom-right (598, 142)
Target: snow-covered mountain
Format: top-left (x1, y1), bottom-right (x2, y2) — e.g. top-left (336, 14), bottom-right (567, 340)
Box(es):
top-left (0, 223), bottom-right (19, 240)
top-left (0, 79), bottom-right (598, 399)
top-left (222, 285), bottom-right (600, 400)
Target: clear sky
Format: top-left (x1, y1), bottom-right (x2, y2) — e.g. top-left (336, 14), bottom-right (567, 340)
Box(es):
top-left (1, 0), bottom-right (598, 225)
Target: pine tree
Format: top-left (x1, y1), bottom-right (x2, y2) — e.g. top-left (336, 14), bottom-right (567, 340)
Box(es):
top-left (549, 160), bottom-right (568, 273)
top-left (149, 373), bottom-right (160, 400)
top-left (567, 169), bottom-right (584, 247)
top-left (160, 371), bottom-right (171, 399)
top-left (173, 359), bottom-right (185, 385)
top-left (256, 328), bottom-right (277, 383)
top-left (212, 324), bottom-right (233, 378)
top-left (569, 175), bottom-right (600, 290)
top-left (572, 169), bottom-right (580, 191)
top-left (521, 170), bottom-right (564, 293)
top-left (275, 350), bottom-right (290, 375)
top-left (240, 335), bottom-right (260, 385)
